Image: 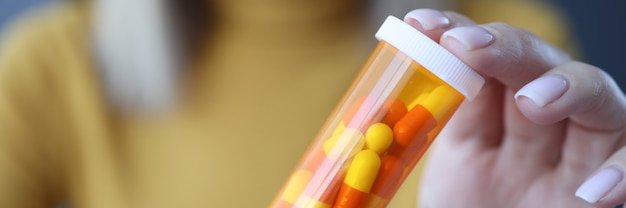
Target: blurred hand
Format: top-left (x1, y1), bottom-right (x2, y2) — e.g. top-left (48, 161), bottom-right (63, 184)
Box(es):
top-left (404, 9), bottom-right (626, 208)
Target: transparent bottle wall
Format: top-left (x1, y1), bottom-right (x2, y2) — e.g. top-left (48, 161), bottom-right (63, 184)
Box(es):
top-left (271, 41), bottom-right (465, 208)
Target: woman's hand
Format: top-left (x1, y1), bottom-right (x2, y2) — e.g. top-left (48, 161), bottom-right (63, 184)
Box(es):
top-left (405, 9), bottom-right (626, 208)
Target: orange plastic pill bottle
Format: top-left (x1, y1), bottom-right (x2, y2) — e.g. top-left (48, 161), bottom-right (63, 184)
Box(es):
top-left (269, 16), bottom-right (485, 208)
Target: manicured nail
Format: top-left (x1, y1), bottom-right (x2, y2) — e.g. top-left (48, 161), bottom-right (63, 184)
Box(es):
top-left (404, 9), bottom-right (451, 30)
top-left (575, 166), bottom-right (623, 204)
top-left (514, 74), bottom-right (568, 107)
top-left (442, 26), bottom-right (495, 50)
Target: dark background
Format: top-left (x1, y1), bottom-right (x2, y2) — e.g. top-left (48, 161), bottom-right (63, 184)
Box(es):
top-left (1, 0), bottom-right (625, 91)
top-left (549, 0), bottom-right (626, 91)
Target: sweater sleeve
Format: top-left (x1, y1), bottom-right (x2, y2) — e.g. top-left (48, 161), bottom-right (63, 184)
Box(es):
top-left (0, 10), bottom-right (68, 208)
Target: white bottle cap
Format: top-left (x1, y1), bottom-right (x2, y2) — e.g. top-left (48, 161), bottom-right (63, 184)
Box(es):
top-left (375, 16), bottom-right (485, 101)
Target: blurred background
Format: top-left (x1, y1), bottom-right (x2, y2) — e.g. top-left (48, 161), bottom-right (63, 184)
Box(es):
top-left (1, 0), bottom-right (625, 90)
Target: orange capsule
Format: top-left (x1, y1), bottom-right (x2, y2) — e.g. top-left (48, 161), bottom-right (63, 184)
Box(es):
top-left (333, 150), bottom-right (381, 208)
top-left (272, 199), bottom-right (295, 208)
top-left (370, 154), bottom-right (407, 200)
top-left (302, 146), bottom-right (326, 172)
top-left (392, 104), bottom-right (436, 147)
top-left (343, 96), bottom-right (380, 131)
top-left (343, 96), bottom-right (366, 121)
top-left (333, 184), bottom-right (369, 208)
top-left (385, 134), bottom-right (428, 163)
top-left (342, 96), bottom-right (367, 126)
top-left (379, 99), bottom-right (408, 127)
top-left (403, 137), bottom-right (432, 168)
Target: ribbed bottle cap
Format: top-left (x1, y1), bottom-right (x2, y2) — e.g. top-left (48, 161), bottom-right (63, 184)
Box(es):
top-left (375, 16), bottom-right (485, 101)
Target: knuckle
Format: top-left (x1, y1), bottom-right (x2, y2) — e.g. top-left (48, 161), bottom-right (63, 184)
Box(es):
top-left (563, 61), bottom-right (626, 130)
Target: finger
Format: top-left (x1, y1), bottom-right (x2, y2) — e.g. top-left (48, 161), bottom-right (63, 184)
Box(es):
top-left (440, 78), bottom-right (505, 147)
top-left (439, 22), bottom-right (572, 90)
top-left (575, 145), bottom-right (626, 207)
top-left (403, 10), bottom-right (506, 148)
top-left (435, 20), bottom-right (572, 153)
top-left (403, 9), bottom-right (475, 42)
top-left (500, 87), bottom-right (566, 168)
top-left (515, 61), bottom-right (626, 130)
top-left (515, 61), bottom-right (626, 179)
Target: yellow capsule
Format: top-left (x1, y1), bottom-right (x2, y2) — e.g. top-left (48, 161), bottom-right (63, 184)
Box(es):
top-left (323, 135), bottom-right (339, 156)
top-left (408, 91), bottom-right (430, 110)
top-left (323, 128), bottom-right (365, 160)
top-left (397, 67), bottom-right (435, 109)
top-left (296, 196), bottom-right (332, 208)
top-left (420, 85), bottom-right (464, 121)
top-left (332, 121), bottom-right (346, 136)
top-left (364, 123), bottom-right (393, 155)
top-left (281, 170), bottom-right (313, 204)
top-left (343, 149), bottom-right (381, 192)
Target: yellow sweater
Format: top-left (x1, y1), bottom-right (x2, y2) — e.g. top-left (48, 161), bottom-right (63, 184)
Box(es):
top-left (0, 1), bottom-right (571, 208)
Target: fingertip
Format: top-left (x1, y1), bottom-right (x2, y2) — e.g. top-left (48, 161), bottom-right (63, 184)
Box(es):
top-left (404, 9), bottom-right (451, 31)
top-left (514, 96), bottom-right (559, 125)
top-left (513, 73), bottom-right (573, 125)
top-left (441, 26), bottom-right (495, 51)
top-left (515, 74), bottom-right (569, 107)
top-left (574, 149), bottom-right (626, 208)
top-left (403, 8), bottom-right (452, 42)
top-left (575, 166), bottom-right (624, 204)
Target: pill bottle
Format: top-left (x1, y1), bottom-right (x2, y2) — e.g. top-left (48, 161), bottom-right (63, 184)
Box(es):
top-left (269, 16), bottom-right (485, 208)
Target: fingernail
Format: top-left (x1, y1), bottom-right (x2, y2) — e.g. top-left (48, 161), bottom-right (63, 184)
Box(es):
top-left (575, 166), bottom-right (623, 204)
top-left (442, 26), bottom-right (495, 50)
top-left (404, 9), bottom-right (451, 30)
top-left (514, 74), bottom-right (568, 107)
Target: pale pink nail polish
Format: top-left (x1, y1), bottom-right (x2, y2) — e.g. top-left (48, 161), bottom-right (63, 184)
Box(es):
top-left (514, 74), bottom-right (568, 107)
top-left (404, 9), bottom-right (451, 31)
top-left (441, 26), bottom-right (495, 50)
top-left (575, 166), bottom-right (623, 204)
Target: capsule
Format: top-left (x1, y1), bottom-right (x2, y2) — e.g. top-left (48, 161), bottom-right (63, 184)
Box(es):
top-left (369, 154), bottom-right (407, 200)
top-left (385, 135), bottom-right (428, 165)
top-left (301, 128), bottom-right (365, 207)
top-left (392, 104), bottom-right (436, 147)
top-left (379, 99), bottom-right (408, 127)
top-left (342, 96), bottom-right (375, 130)
top-left (296, 195), bottom-right (332, 208)
top-left (342, 96), bottom-right (366, 125)
top-left (364, 123), bottom-right (393, 155)
top-left (323, 128), bottom-right (365, 160)
top-left (300, 158), bottom-right (344, 207)
top-left (302, 146), bottom-right (327, 172)
top-left (397, 67), bottom-right (436, 109)
top-left (333, 185), bottom-right (368, 208)
top-left (420, 85), bottom-right (464, 121)
top-left (270, 16), bottom-right (484, 208)
top-left (272, 199), bottom-right (295, 208)
top-left (279, 170), bottom-right (313, 204)
top-left (333, 150), bottom-right (381, 208)
top-left (332, 121), bottom-right (346, 136)
top-left (408, 91), bottom-right (430, 109)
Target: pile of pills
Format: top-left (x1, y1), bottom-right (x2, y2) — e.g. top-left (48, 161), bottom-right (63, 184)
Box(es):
top-left (276, 82), bottom-right (462, 208)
